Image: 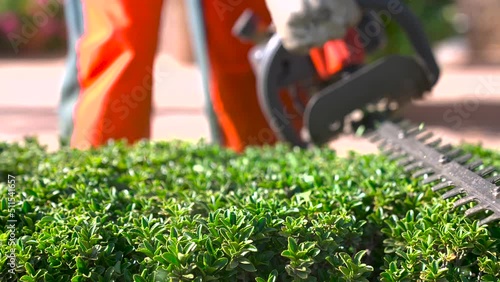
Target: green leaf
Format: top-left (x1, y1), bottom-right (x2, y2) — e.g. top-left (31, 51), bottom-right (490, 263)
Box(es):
top-left (227, 258), bottom-right (239, 270)
top-left (161, 253), bottom-right (180, 266)
top-left (24, 262), bottom-right (35, 276)
top-left (230, 212), bottom-right (237, 225)
top-left (288, 237), bottom-right (298, 254)
top-left (205, 238), bottom-right (215, 254)
top-left (379, 272), bottom-right (396, 282)
top-left (212, 258), bottom-right (228, 269)
top-left (39, 216), bottom-right (57, 223)
top-left (239, 261), bottom-right (257, 272)
top-left (281, 250), bottom-right (294, 259)
top-left (133, 274), bottom-right (147, 282)
top-left (22, 201), bottom-right (32, 213)
top-left (71, 275), bottom-right (84, 282)
top-left (184, 242), bottom-right (197, 254)
top-left (239, 226), bottom-right (254, 241)
top-left (75, 257), bottom-right (88, 274)
top-left (354, 250), bottom-right (367, 263)
top-left (268, 270), bottom-right (278, 282)
top-left (19, 276), bottom-right (35, 282)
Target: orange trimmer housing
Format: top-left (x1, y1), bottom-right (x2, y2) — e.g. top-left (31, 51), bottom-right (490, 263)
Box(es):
top-left (309, 29), bottom-right (366, 81)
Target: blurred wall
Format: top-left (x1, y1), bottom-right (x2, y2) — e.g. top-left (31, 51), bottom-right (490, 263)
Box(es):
top-left (457, 0), bottom-right (500, 65)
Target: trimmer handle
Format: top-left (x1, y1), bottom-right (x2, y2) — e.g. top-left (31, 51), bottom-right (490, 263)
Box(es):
top-left (355, 0), bottom-right (440, 87)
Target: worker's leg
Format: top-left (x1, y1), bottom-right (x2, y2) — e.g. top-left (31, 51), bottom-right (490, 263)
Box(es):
top-left (71, 0), bottom-right (164, 149)
top-left (202, 1), bottom-right (303, 152)
top-left (58, 0), bottom-right (84, 144)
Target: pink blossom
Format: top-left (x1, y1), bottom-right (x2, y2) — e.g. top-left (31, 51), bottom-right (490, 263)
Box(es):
top-left (0, 12), bottom-right (21, 34)
top-left (38, 19), bottom-right (59, 36)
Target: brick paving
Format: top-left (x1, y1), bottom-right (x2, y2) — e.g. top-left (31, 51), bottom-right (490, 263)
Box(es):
top-left (1, 52), bottom-right (499, 156)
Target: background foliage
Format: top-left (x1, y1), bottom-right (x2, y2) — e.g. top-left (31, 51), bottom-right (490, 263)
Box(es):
top-left (0, 0), bottom-right (66, 56)
top-left (368, 0), bottom-right (458, 60)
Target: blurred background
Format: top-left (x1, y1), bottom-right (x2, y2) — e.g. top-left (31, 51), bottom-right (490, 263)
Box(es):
top-left (1, 0), bottom-right (499, 154)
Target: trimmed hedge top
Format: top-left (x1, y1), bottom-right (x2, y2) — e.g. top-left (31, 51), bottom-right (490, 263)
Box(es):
top-left (1, 139), bottom-right (500, 282)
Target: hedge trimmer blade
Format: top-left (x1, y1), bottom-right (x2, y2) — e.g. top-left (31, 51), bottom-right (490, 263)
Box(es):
top-left (368, 120), bottom-right (500, 226)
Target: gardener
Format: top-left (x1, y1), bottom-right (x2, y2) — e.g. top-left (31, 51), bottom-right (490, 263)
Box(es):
top-left (62, 0), bottom-right (361, 152)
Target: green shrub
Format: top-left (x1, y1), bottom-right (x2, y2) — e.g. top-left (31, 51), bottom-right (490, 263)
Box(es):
top-left (0, 138), bottom-right (499, 281)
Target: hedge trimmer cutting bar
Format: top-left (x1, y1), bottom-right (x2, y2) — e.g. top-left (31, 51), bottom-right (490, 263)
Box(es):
top-left (368, 120), bottom-right (500, 226)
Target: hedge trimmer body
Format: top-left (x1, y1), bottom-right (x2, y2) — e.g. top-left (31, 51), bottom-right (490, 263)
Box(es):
top-left (233, 0), bottom-right (500, 225)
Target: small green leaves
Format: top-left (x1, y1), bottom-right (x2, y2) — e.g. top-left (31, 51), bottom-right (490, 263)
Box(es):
top-left (282, 237), bottom-right (322, 280)
top-left (255, 270), bottom-right (278, 282)
top-left (0, 139), bottom-right (499, 281)
top-left (336, 251), bottom-right (374, 281)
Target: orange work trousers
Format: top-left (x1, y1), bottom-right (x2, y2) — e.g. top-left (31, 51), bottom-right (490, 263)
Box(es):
top-left (71, 0), bottom-right (300, 152)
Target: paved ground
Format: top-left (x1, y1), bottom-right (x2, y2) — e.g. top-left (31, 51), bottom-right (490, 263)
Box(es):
top-left (1, 50), bottom-right (500, 156)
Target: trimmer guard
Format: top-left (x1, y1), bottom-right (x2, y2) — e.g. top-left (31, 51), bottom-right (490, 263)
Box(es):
top-left (253, 34), bottom-right (317, 148)
top-left (305, 55), bottom-right (430, 145)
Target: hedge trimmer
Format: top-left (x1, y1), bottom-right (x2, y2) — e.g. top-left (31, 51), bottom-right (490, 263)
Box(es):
top-left (233, 0), bottom-right (500, 225)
